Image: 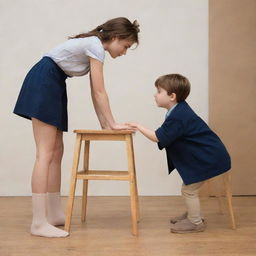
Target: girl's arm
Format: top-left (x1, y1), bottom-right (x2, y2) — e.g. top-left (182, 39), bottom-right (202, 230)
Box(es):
top-left (127, 122), bottom-right (159, 142)
top-left (89, 57), bottom-right (130, 130)
top-left (89, 72), bottom-right (108, 129)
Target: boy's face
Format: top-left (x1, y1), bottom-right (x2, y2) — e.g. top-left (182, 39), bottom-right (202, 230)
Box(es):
top-left (154, 87), bottom-right (177, 109)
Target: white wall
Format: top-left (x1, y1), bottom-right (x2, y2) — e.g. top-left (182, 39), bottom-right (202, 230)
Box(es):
top-left (0, 0), bottom-right (208, 196)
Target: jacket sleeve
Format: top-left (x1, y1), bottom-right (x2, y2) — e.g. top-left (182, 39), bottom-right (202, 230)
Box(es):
top-left (155, 118), bottom-right (184, 150)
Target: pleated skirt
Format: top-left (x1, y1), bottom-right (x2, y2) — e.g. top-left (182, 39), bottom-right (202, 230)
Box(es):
top-left (13, 56), bottom-right (69, 131)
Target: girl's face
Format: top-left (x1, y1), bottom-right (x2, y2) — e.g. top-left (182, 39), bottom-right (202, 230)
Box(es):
top-left (154, 87), bottom-right (176, 109)
top-left (105, 38), bottom-right (134, 58)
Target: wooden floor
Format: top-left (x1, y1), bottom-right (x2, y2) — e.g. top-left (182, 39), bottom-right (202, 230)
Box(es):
top-left (0, 196), bottom-right (256, 256)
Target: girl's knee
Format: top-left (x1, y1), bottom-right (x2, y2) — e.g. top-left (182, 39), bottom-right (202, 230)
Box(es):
top-left (35, 150), bottom-right (55, 165)
top-left (52, 143), bottom-right (64, 162)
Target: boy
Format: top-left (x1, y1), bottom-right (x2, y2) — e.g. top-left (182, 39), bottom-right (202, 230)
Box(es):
top-left (127, 74), bottom-right (231, 233)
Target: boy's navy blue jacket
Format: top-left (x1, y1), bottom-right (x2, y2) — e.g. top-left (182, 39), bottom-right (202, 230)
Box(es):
top-left (155, 101), bottom-right (231, 185)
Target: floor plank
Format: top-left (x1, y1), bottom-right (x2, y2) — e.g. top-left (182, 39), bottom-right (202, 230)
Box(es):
top-left (0, 196), bottom-right (256, 256)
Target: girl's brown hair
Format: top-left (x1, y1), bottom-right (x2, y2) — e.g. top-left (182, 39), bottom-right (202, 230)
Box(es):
top-left (69, 17), bottom-right (140, 45)
top-left (155, 74), bottom-right (191, 102)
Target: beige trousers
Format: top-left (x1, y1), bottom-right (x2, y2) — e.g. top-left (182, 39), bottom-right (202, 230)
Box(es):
top-left (181, 181), bottom-right (204, 224)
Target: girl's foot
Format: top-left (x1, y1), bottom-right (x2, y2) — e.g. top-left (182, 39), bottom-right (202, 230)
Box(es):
top-left (31, 221), bottom-right (69, 237)
top-left (31, 193), bottom-right (68, 237)
top-left (47, 192), bottom-right (65, 226)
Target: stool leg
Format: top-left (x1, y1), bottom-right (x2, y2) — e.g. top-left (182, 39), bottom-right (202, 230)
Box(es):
top-left (129, 180), bottom-right (138, 236)
top-left (65, 134), bottom-right (82, 232)
top-left (134, 174), bottom-right (140, 222)
top-left (126, 135), bottom-right (139, 236)
top-left (215, 177), bottom-right (224, 215)
top-left (204, 178), bottom-right (224, 214)
top-left (130, 136), bottom-right (140, 222)
top-left (223, 172), bottom-right (236, 229)
top-left (205, 179), bottom-right (211, 197)
top-left (81, 141), bottom-right (90, 222)
top-left (81, 180), bottom-right (88, 222)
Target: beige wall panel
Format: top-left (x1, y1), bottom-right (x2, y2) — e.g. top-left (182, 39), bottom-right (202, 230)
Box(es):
top-left (209, 0), bottom-right (256, 195)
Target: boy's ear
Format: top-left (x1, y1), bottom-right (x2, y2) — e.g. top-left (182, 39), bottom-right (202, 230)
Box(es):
top-left (170, 93), bottom-right (177, 102)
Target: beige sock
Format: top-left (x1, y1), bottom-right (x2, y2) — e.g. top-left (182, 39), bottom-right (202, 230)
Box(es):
top-left (47, 192), bottom-right (66, 226)
top-left (31, 193), bottom-right (69, 238)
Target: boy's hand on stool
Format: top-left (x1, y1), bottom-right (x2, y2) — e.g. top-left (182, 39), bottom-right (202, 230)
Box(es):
top-left (125, 122), bottom-right (140, 130)
top-left (111, 122), bottom-right (137, 131)
top-left (126, 122), bottom-right (158, 142)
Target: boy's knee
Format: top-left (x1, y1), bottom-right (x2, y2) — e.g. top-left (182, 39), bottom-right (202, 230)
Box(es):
top-left (181, 184), bottom-right (199, 198)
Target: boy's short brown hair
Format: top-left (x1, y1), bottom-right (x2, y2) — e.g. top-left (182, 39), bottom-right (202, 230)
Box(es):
top-left (155, 74), bottom-right (191, 102)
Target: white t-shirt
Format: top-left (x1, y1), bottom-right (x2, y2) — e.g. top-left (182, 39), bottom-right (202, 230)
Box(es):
top-left (45, 36), bottom-right (105, 77)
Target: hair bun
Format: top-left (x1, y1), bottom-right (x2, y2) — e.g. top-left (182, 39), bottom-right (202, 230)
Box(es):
top-left (133, 20), bottom-right (140, 33)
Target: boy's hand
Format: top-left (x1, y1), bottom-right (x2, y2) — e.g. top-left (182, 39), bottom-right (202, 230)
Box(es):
top-left (125, 122), bottom-right (140, 130)
top-left (110, 123), bottom-right (137, 131)
top-left (125, 122), bottom-right (159, 142)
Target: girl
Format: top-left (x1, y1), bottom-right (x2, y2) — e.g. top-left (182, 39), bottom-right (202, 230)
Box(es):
top-left (13, 17), bottom-right (140, 238)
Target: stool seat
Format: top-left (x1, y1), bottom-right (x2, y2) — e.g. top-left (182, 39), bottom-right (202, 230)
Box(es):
top-left (65, 129), bottom-right (140, 236)
top-left (74, 129), bottom-right (134, 134)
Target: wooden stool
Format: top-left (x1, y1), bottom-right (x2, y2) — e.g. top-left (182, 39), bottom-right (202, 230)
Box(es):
top-left (64, 130), bottom-right (140, 236)
top-left (203, 171), bottom-right (236, 229)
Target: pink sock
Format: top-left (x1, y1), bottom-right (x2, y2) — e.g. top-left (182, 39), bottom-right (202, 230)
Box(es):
top-left (31, 193), bottom-right (69, 238)
top-left (47, 192), bottom-right (66, 226)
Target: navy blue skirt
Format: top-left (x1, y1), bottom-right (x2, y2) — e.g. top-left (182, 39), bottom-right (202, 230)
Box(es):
top-left (13, 57), bottom-right (69, 131)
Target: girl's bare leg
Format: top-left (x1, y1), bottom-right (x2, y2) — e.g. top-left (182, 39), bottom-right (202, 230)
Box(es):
top-left (47, 130), bottom-right (66, 226)
top-left (30, 118), bottom-right (68, 237)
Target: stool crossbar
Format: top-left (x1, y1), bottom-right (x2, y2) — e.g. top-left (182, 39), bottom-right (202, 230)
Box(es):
top-left (64, 130), bottom-right (140, 236)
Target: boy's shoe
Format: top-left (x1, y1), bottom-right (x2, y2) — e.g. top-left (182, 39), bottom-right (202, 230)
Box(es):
top-left (170, 212), bottom-right (188, 224)
top-left (170, 218), bottom-right (206, 234)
